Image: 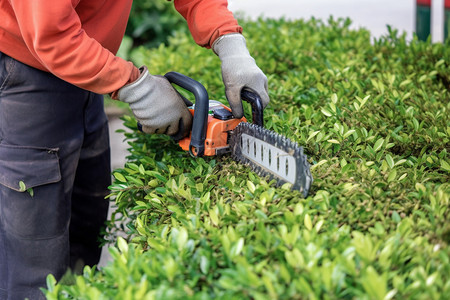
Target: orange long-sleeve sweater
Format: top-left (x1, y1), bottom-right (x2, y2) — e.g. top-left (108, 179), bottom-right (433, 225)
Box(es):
top-left (0, 0), bottom-right (241, 94)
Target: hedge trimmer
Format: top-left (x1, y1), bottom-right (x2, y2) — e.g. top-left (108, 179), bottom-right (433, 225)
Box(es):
top-left (145, 72), bottom-right (313, 197)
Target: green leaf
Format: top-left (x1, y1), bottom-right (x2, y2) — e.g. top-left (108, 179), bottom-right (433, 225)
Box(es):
top-left (321, 108), bottom-right (333, 117)
top-left (415, 183), bottom-right (426, 193)
top-left (200, 256), bottom-right (209, 275)
top-left (315, 219), bottom-right (324, 232)
top-left (398, 173), bottom-right (408, 181)
top-left (311, 159), bottom-right (328, 170)
top-left (155, 187), bottom-right (166, 194)
top-left (255, 209), bottom-right (268, 220)
top-left (113, 172), bottom-right (127, 183)
top-left (426, 272), bottom-right (438, 287)
top-left (352, 231), bottom-right (377, 262)
top-left (385, 154), bottom-right (394, 169)
top-left (19, 180), bottom-right (26, 192)
top-left (176, 227), bottom-right (188, 250)
top-left (24, 187), bottom-right (34, 198)
top-left (45, 274), bottom-right (57, 292)
top-left (138, 164), bottom-right (146, 175)
top-left (164, 257), bottom-right (177, 282)
top-left (373, 138), bottom-right (385, 152)
top-left (304, 214), bottom-right (313, 231)
top-left (307, 130), bottom-right (321, 143)
top-left (387, 169), bottom-right (397, 182)
top-left (391, 211), bottom-right (401, 223)
top-left (362, 266), bottom-right (387, 300)
top-left (394, 159), bottom-right (407, 166)
top-left (230, 238), bottom-right (244, 258)
top-left (117, 237), bottom-right (128, 255)
top-left (331, 93), bottom-right (338, 103)
top-left (399, 79), bottom-right (411, 87)
top-left (209, 208), bottom-right (219, 226)
top-left (440, 159), bottom-right (450, 172)
top-left (247, 181), bottom-right (256, 193)
top-left (343, 129), bottom-right (356, 139)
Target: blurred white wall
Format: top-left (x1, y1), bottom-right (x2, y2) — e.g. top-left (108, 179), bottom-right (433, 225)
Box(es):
top-left (229, 0), bottom-right (446, 42)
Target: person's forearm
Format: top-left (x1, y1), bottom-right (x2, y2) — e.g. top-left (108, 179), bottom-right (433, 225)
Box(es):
top-left (174, 0), bottom-right (242, 48)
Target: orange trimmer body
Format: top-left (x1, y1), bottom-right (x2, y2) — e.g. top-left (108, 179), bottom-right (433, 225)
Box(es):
top-left (178, 103), bottom-right (246, 156)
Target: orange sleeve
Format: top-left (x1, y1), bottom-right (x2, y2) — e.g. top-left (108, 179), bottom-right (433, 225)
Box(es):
top-left (174, 0), bottom-right (242, 48)
top-left (8, 0), bottom-right (138, 94)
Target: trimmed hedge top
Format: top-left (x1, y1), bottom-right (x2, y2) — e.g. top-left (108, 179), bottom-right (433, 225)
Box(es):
top-left (46, 17), bottom-right (449, 299)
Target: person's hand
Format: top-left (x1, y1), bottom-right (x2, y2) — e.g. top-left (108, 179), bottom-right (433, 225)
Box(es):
top-left (117, 66), bottom-right (192, 140)
top-left (213, 33), bottom-right (269, 118)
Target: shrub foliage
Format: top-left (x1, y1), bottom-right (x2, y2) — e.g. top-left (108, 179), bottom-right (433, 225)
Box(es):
top-left (125, 0), bottom-right (187, 48)
top-left (45, 18), bottom-right (449, 299)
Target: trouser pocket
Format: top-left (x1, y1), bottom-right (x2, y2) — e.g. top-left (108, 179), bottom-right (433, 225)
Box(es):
top-left (0, 52), bottom-right (16, 93)
top-left (0, 144), bottom-right (69, 239)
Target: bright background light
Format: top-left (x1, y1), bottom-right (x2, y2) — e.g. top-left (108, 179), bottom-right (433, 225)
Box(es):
top-left (229, 0), bottom-right (446, 42)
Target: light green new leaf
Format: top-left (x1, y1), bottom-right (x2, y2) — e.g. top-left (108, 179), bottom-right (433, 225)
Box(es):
top-left (321, 108), bottom-right (333, 117)
top-left (373, 138), bottom-right (385, 152)
top-left (200, 256), bottom-right (209, 275)
top-left (304, 214), bottom-right (313, 231)
top-left (361, 266), bottom-right (387, 300)
top-left (113, 172), bottom-right (127, 183)
top-left (385, 154), bottom-right (395, 169)
top-left (440, 159), bottom-right (450, 172)
top-left (19, 180), bottom-right (26, 192)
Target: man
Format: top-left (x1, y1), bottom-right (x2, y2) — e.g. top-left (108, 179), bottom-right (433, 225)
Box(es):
top-left (0, 0), bottom-right (269, 298)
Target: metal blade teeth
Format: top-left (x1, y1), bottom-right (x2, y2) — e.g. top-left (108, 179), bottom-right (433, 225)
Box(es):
top-left (230, 123), bottom-right (313, 197)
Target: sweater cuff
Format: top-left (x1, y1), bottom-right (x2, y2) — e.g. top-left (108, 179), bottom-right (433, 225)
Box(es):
top-left (111, 66), bottom-right (140, 100)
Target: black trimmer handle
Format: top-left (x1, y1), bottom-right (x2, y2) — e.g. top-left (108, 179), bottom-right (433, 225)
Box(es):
top-left (164, 72), bottom-right (209, 156)
top-left (241, 88), bottom-right (264, 127)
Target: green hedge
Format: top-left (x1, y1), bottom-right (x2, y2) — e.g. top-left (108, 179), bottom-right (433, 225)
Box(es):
top-left (125, 0), bottom-right (187, 48)
top-left (45, 18), bottom-right (450, 299)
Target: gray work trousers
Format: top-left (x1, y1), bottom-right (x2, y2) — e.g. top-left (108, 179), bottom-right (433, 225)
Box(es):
top-left (0, 52), bottom-right (111, 299)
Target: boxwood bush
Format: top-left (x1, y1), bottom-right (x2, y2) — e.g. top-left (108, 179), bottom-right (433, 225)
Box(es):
top-left (45, 17), bottom-right (449, 299)
top-left (125, 0), bottom-right (187, 48)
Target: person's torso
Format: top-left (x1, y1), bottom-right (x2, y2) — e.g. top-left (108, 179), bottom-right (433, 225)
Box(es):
top-left (0, 0), bottom-right (133, 71)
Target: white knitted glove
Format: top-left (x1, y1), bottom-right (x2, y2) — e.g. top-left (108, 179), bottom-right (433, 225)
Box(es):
top-left (117, 66), bottom-right (192, 139)
top-left (213, 33), bottom-right (269, 118)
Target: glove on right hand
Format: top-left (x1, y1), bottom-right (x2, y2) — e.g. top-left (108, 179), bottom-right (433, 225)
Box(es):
top-left (117, 66), bottom-right (192, 140)
top-left (213, 33), bottom-right (269, 118)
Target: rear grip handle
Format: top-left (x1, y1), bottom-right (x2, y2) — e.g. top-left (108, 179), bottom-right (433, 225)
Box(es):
top-left (164, 72), bottom-right (209, 156)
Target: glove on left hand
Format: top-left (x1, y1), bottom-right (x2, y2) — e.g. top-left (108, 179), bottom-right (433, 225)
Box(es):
top-left (117, 66), bottom-right (192, 140)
